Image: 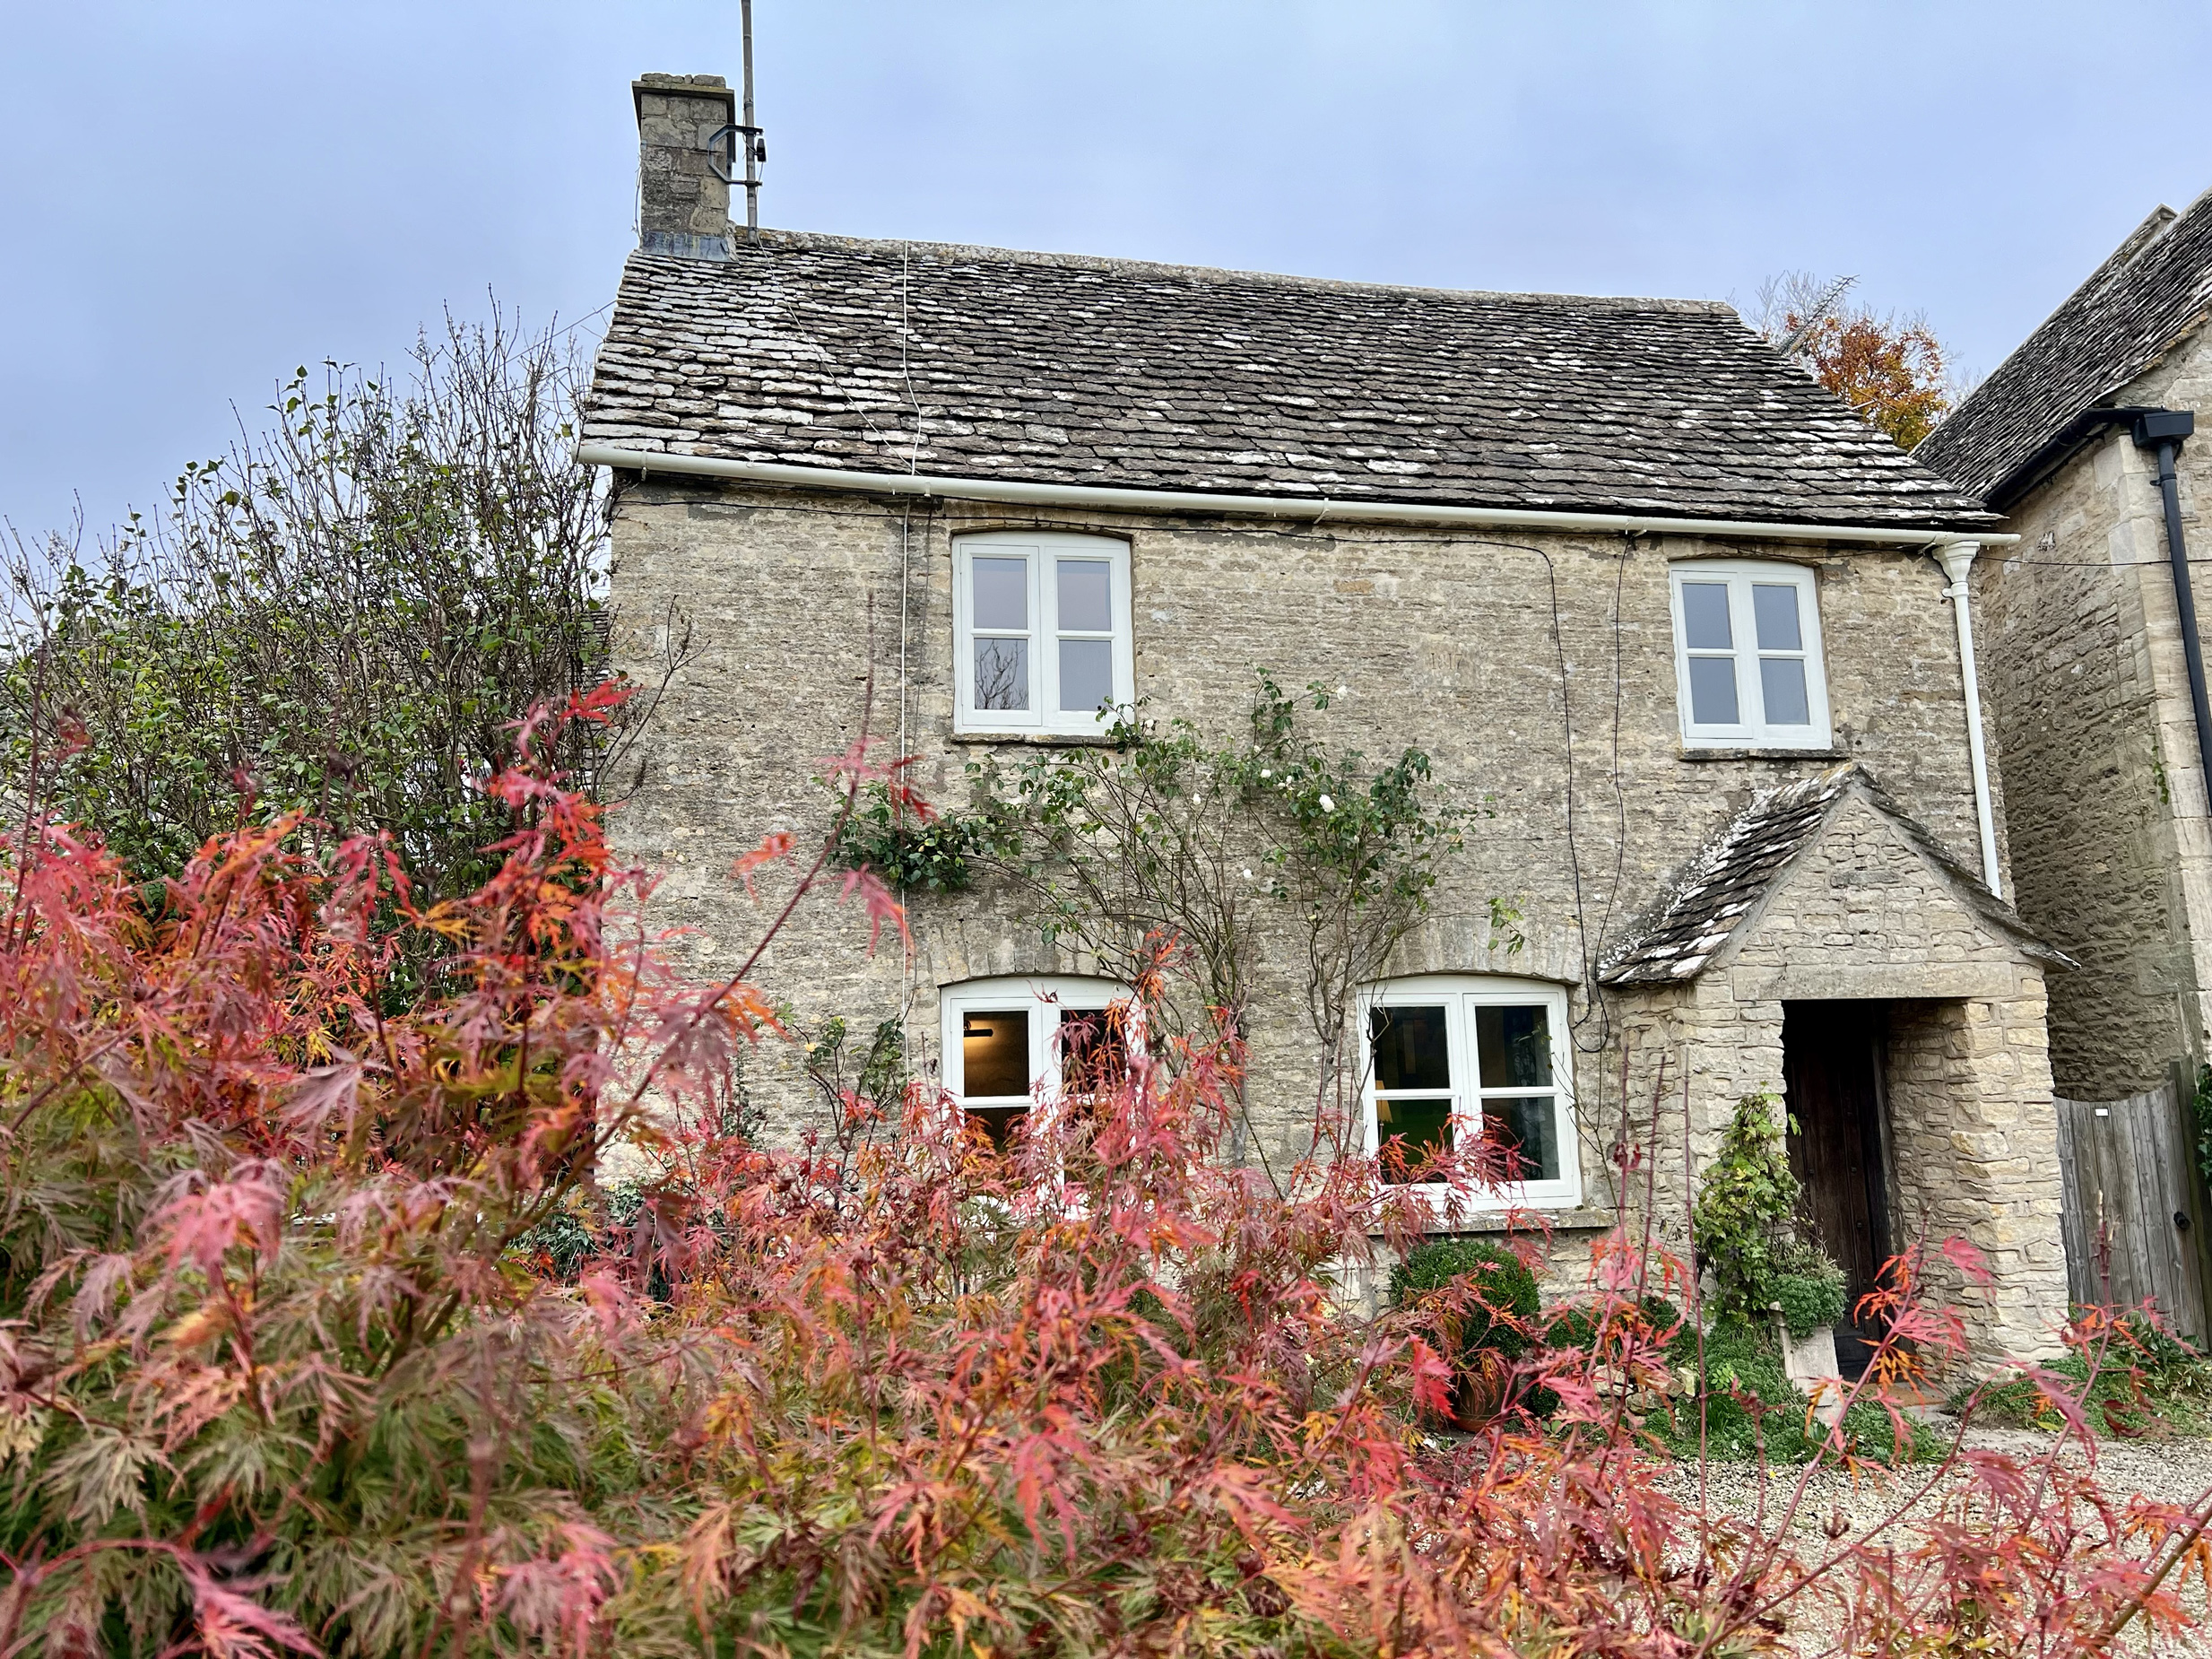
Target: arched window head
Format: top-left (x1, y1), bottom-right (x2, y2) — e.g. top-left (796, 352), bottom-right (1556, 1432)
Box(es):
top-left (1360, 975), bottom-right (1579, 1213)
top-left (939, 976), bottom-right (1140, 1149)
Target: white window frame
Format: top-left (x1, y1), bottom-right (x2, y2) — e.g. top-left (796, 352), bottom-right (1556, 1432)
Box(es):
top-left (953, 532), bottom-right (1134, 737)
top-left (938, 976), bottom-right (1141, 1133)
top-left (1358, 975), bottom-right (1580, 1214)
top-left (1668, 559), bottom-right (1833, 750)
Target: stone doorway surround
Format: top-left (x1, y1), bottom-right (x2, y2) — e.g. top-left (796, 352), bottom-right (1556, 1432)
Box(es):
top-left (1600, 764), bottom-right (2076, 1363)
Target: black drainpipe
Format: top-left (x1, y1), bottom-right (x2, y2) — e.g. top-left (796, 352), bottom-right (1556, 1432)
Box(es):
top-left (2132, 410), bottom-right (2212, 795)
top-left (2060, 408), bottom-right (2209, 787)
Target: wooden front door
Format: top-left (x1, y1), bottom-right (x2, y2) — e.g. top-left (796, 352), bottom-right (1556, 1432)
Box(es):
top-left (1782, 1001), bottom-right (1893, 1376)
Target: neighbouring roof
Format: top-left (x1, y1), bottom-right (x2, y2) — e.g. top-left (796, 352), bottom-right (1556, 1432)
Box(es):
top-left (1599, 764), bottom-right (2062, 986)
top-left (1916, 188), bottom-right (2212, 504)
top-left (584, 230), bottom-right (1998, 531)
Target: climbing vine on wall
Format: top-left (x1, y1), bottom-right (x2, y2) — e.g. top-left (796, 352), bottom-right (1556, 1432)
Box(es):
top-left (828, 780), bottom-right (1003, 893)
top-left (967, 673), bottom-right (1480, 1166)
top-left (1691, 1092), bottom-right (1849, 1334)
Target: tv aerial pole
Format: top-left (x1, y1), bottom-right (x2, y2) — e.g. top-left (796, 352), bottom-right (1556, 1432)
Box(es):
top-left (711, 0), bottom-right (768, 245)
top-left (739, 0), bottom-right (763, 243)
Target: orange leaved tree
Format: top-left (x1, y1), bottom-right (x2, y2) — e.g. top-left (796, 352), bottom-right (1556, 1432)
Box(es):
top-left (1756, 271), bottom-right (1956, 450)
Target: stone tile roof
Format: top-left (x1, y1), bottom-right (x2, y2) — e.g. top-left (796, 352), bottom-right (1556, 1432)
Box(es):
top-left (1916, 189), bottom-right (2212, 504)
top-left (584, 230), bottom-right (1998, 531)
top-left (1599, 764), bottom-right (2061, 986)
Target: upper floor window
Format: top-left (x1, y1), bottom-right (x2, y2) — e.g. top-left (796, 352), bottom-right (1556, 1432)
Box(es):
top-left (1669, 560), bottom-right (1831, 750)
top-left (1360, 975), bottom-right (1579, 1212)
top-left (940, 976), bottom-right (1137, 1150)
top-left (954, 532), bottom-right (1134, 736)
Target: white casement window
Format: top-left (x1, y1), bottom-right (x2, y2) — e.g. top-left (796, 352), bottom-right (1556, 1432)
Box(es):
top-left (953, 532), bottom-right (1134, 736)
top-left (939, 976), bottom-right (1139, 1149)
top-left (1359, 976), bottom-right (1579, 1212)
top-left (1669, 560), bottom-right (1832, 750)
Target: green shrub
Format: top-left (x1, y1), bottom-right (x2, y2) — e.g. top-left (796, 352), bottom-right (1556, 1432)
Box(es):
top-left (1692, 1092), bottom-right (1851, 1332)
top-left (1654, 1317), bottom-right (1923, 1464)
top-left (1390, 1236), bottom-right (1541, 1363)
top-left (1543, 1294), bottom-right (1681, 1353)
top-left (1952, 1313), bottom-right (2212, 1437)
top-left (1772, 1260), bottom-right (1847, 1338)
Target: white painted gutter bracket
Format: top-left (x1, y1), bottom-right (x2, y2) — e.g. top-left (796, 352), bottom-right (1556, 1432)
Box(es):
top-left (1938, 541), bottom-right (2005, 898)
top-left (575, 445), bottom-right (2019, 551)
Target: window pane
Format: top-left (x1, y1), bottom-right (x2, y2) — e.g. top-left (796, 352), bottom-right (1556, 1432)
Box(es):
top-left (961, 1008), bottom-right (1031, 1098)
top-left (1059, 1005), bottom-right (1130, 1094)
top-left (1752, 583), bottom-right (1803, 651)
top-left (1482, 1096), bottom-right (1561, 1183)
top-left (967, 1104), bottom-right (1028, 1153)
top-left (1059, 638), bottom-right (1115, 715)
top-left (1370, 1004), bottom-right (1452, 1091)
top-left (1057, 559), bottom-right (1112, 631)
top-left (1759, 656), bottom-right (1811, 726)
top-left (1680, 582), bottom-right (1732, 649)
top-left (974, 638), bottom-right (1029, 711)
top-left (1687, 655), bottom-right (1739, 725)
top-left (1375, 1096), bottom-right (1453, 1184)
top-left (1474, 1004), bottom-right (1553, 1089)
top-left (971, 555), bottom-right (1028, 630)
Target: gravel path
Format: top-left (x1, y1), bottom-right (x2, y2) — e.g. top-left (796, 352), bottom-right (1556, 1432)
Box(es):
top-left (1650, 1420), bottom-right (2212, 1654)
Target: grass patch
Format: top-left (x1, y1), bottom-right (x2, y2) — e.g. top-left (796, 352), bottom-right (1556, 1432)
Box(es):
top-left (1536, 1305), bottom-right (1939, 1464)
top-left (1645, 1318), bottom-right (1938, 1465)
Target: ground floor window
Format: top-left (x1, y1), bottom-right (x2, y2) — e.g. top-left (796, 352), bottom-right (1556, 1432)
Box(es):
top-left (939, 976), bottom-right (1137, 1149)
top-left (1360, 975), bottom-right (1579, 1210)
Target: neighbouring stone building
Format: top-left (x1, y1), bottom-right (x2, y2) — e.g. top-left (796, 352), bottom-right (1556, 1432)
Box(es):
top-left (583, 72), bottom-right (2070, 1362)
top-left (1916, 188), bottom-right (2212, 1340)
top-left (1919, 189), bottom-right (2212, 1105)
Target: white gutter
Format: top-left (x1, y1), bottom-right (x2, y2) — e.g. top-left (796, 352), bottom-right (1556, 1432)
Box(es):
top-left (1937, 541), bottom-right (2005, 897)
top-left (576, 444), bottom-right (2017, 550)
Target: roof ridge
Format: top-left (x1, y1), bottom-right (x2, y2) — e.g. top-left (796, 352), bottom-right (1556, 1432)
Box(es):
top-left (1917, 185), bottom-right (2212, 500)
top-left (722, 228), bottom-right (1742, 317)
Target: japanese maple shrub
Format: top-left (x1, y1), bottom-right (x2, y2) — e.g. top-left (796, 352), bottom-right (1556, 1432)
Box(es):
top-left (0, 693), bottom-right (2205, 1655)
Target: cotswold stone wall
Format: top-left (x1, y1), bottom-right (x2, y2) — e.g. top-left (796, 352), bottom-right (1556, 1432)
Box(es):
top-left (1976, 326), bottom-right (2212, 1099)
top-left (609, 475), bottom-right (2061, 1352)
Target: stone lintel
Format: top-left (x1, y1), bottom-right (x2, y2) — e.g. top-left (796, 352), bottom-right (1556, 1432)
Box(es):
top-left (1728, 962), bottom-right (2020, 1002)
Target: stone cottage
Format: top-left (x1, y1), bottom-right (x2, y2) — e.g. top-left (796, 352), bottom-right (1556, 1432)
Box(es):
top-left (583, 73), bottom-right (2069, 1363)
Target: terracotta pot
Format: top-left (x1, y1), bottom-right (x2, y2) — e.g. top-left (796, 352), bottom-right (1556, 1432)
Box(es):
top-left (1453, 1349), bottom-right (1514, 1430)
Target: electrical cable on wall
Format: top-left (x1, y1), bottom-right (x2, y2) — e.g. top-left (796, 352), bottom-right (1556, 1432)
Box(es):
top-left (895, 248), bottom-right (926, 1073)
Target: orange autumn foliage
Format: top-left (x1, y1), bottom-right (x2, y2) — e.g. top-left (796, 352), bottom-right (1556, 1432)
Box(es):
top-left (1791, 308), bottom-right (1953, 449)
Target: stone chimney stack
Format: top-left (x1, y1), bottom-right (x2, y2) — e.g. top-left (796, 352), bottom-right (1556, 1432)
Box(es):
top-left (632, 74), bottom-right (737, 260)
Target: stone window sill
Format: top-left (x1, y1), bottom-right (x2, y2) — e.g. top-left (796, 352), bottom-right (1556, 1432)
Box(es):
top-left (1375, 1203), bottom-right (1621, 1237)
top-left (1440, 1204), bottom-right (1622, 1235)
top-left (1676, 746), bottom-right (1844, 763)
top-left (950, 731), bottom-right (1123, 749)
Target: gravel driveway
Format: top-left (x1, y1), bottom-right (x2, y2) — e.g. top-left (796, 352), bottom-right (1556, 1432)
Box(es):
top-left (1649, 1420), bottom-right (2212, 1654)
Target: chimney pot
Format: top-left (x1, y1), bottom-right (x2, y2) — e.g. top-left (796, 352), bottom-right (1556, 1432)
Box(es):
top-left (631, 74), bottom-right (737, 260)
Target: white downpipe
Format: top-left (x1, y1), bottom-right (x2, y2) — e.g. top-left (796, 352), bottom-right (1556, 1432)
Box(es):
top-left (576, 443), bottom-right (2019, 550)
top-left (1938, 541), bottom-right (2005, 897)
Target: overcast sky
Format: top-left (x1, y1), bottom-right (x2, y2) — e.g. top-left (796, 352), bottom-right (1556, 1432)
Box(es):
top-left (4, 1), bottom-right (2210, 543)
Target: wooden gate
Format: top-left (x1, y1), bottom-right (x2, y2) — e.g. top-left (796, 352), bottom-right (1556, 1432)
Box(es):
top-left (2052, 1075), bottom-right (2212, 1344)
